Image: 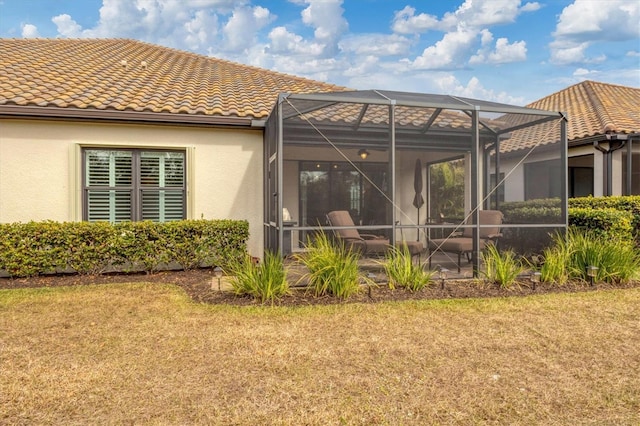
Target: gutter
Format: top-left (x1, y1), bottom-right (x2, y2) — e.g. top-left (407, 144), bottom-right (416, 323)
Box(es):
top-left (0, 105), bottom-right (263, 129)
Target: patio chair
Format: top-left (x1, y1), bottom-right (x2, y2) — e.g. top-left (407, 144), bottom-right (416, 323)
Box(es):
top-left (427, 210), bottom-right (504, 272)
top-left (326, 210), bottom-right (423, 260)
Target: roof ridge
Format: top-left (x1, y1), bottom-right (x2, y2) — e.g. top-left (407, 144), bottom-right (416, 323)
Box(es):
top-left (581, 80), bottom-right (616, 133)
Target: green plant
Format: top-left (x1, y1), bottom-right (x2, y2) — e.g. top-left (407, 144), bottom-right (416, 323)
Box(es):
top-left (381, 245), bottom-right (433, 291)
top-left (229, 251), bottom-right (289, 303)
top-left (295, 232), bottom-right (362, 299)
top-left (0, 219), bottom-right (249, 278)
top-left (564, 227), bottom-right (640, 284)
top-left (481, 243), bottom-right (524, 289)
top-left (538, 231), bottom-right (572, 285)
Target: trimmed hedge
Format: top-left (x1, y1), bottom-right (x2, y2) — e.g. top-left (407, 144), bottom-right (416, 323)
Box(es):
top-left (499, 196), bottom-right (640, 253)
top-left (0, 219), bottom-right (248, 278)
top-left (569, 195), bottom-right (640, 238)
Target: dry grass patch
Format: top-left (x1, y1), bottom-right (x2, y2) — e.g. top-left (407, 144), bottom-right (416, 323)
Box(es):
top-left (1, 283), bottom-right (639, 425)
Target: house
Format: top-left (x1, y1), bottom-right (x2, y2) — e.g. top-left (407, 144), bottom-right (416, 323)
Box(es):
top-left (527, 80), bottom-right (639, 197)
top-left (9, 39), bottom-right (629, 265)
top-left (0, 38), bottom-right (343, 256)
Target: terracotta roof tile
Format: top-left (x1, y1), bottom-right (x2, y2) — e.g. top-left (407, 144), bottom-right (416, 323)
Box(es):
top-left (499, 80), bottom-right (639, 153)
top-left (0, 38), bottom-right (345, 119)
top-left (527, 80), bottom-right (640, 140)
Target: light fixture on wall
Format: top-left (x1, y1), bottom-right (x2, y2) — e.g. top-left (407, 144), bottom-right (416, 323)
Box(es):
top-left (358, 149), bottom-right (370, 160)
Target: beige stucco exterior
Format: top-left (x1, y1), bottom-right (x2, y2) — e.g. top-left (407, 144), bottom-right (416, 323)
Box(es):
top-left (0, 118), bottom-right (264, 256)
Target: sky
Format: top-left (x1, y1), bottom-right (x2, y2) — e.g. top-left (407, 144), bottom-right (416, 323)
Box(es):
top-left (0, 0), bottom-right (638, 105)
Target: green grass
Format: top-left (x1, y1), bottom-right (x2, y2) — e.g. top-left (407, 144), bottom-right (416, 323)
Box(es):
top-left (1, 283), bottom-right (639, 425)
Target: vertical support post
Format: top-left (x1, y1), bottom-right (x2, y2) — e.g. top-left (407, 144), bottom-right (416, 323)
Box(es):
top-left (471, 109), bottom-right (480, 276)
top-left (276, 96), bottom-right (284, 256)
top-left (560, 114), bottom-right (568, 229)
top-left (389, 101), bottom-right (397, 245)
top-left (626, 138), bottom-right (633, 195)
top-left (495, 137), bottom-right (501, 211)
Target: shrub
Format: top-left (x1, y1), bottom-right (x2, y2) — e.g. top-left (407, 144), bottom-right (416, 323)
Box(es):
top-left (0, 219), bottom-right (249, 277)
top-left (229, 251), bottom-right (289, 303)
top-left (481, 243), bottom-right (524, 289)
top-left (113, 221), bottom-right (167, 273)
top-left (382, 245), bottom-right (433, 291)
top-left (539, 232), bottom-right (571, 285)
top-left (61, 221), bottom-right (119, 275)
top-left (0, 221), bottom-right (66, 277)
top-left (563, 228), bottom-right (640, 284)
top-left (295, 232), bottom-right (361, 299)
top-left (568, 207), bottom-right (634, 241)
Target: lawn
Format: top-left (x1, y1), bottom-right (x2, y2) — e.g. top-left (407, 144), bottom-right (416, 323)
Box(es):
top-left (1, 283), bottom-right (639, 425)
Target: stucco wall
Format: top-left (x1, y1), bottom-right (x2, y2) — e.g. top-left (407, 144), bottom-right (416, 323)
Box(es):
top-left (0, 119), bottom-right (264, 256)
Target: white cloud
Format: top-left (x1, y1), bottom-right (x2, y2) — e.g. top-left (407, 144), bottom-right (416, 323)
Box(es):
top-left (435, 75), bottom-right (526, 105)
top-left (627, 50), bottom-right (640, 57)
top-left (471, 34), bottom-right (527, 64)
top-left (391, 6), bottom-right (443, 34)
top-left (409, 27), bottom-right (477, 70)
top-left (184, 10), bottom-right (218, 50)
top-left (299, 0), bottom-right (348, 56)
top-left (520, 2), bottom-right (541, 13)
top-left (221, 6), bottom-right (275, 51)
top-left (52, 14), bottom-right (83, 37)
top-left (339, 33), bottom-right (411, 56)
top-left (267, 26), bottom-right (324, 56)
top-left (21, 23), bottom-right (40, 38)
top-left (399, 0), bottom-right (538, 70)
top-left (453, 0), bottom-right (528, 28)
top-left (550, 0), bottom-right (640, 64)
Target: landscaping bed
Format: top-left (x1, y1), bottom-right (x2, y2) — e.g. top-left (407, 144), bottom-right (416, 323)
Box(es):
top-left (2, 267), bottom-right (638, 307)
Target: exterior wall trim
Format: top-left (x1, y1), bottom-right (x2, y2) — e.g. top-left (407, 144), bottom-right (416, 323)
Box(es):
top-left (0, 105), bottom-right (256, 128)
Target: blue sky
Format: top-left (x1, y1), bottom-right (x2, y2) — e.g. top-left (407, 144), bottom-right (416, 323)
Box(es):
top-left (1, 0), bottom-right (638, 105)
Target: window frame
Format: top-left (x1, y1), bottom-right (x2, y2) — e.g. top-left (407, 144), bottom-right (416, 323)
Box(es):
top-left (82, 147), bottom-right (187, 222)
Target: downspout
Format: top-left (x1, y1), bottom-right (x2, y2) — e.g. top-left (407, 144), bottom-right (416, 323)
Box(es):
top-left (594, 133), bottom-right (627, 196)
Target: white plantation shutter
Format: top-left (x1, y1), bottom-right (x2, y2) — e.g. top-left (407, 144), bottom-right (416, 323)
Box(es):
top-left (84, 149), bottom-right (185, 222)
top-left (85, 150), bottom-right (132, 222)
top-left (140, 151), bottom-right (185, 222)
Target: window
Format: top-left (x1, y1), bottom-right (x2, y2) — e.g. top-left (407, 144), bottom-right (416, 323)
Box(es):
top-left (298, 161), bottom-right (389, 227)
top-left (524, 159), bottom-right (561, 200)
top-left (83, 148), bottom-right (185, 222)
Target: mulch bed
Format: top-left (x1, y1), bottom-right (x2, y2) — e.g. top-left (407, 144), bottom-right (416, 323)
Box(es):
top-left (2, 268), bottom-right (639, 307)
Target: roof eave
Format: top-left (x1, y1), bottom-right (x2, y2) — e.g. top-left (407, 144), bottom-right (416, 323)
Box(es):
top-left (0, 105), bottom-right (257, 128)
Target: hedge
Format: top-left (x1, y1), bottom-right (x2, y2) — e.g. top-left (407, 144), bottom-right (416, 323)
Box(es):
top-left (499, 196), bottom-right (640, 253)
top-left (568, 207), bottom-right (634, 241)
top-left (0, 219), bottom-right (248, 278)
top-left (569, 195), bottom-right (640, 238)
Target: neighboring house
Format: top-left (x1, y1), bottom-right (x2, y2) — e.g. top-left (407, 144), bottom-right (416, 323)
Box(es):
top-left (527, 80), bottom-right (639, 197)
top-left (0, 38), bottom-right (343, 256)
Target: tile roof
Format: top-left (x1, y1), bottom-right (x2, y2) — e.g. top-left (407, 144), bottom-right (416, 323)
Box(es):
top-left (0, 38), bottom-right (345, 120)
top-left (497, 80), bottom-right (639, 153)
top-left (527, 80), bottom-right (640, 141)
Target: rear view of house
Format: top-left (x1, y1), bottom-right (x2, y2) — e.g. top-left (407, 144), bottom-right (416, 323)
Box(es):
top-left (0, 38), bottom-right (343, 256)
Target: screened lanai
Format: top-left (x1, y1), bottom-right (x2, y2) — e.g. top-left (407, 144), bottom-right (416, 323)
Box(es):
top-left (264, 90), bottom-right (568, 274)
